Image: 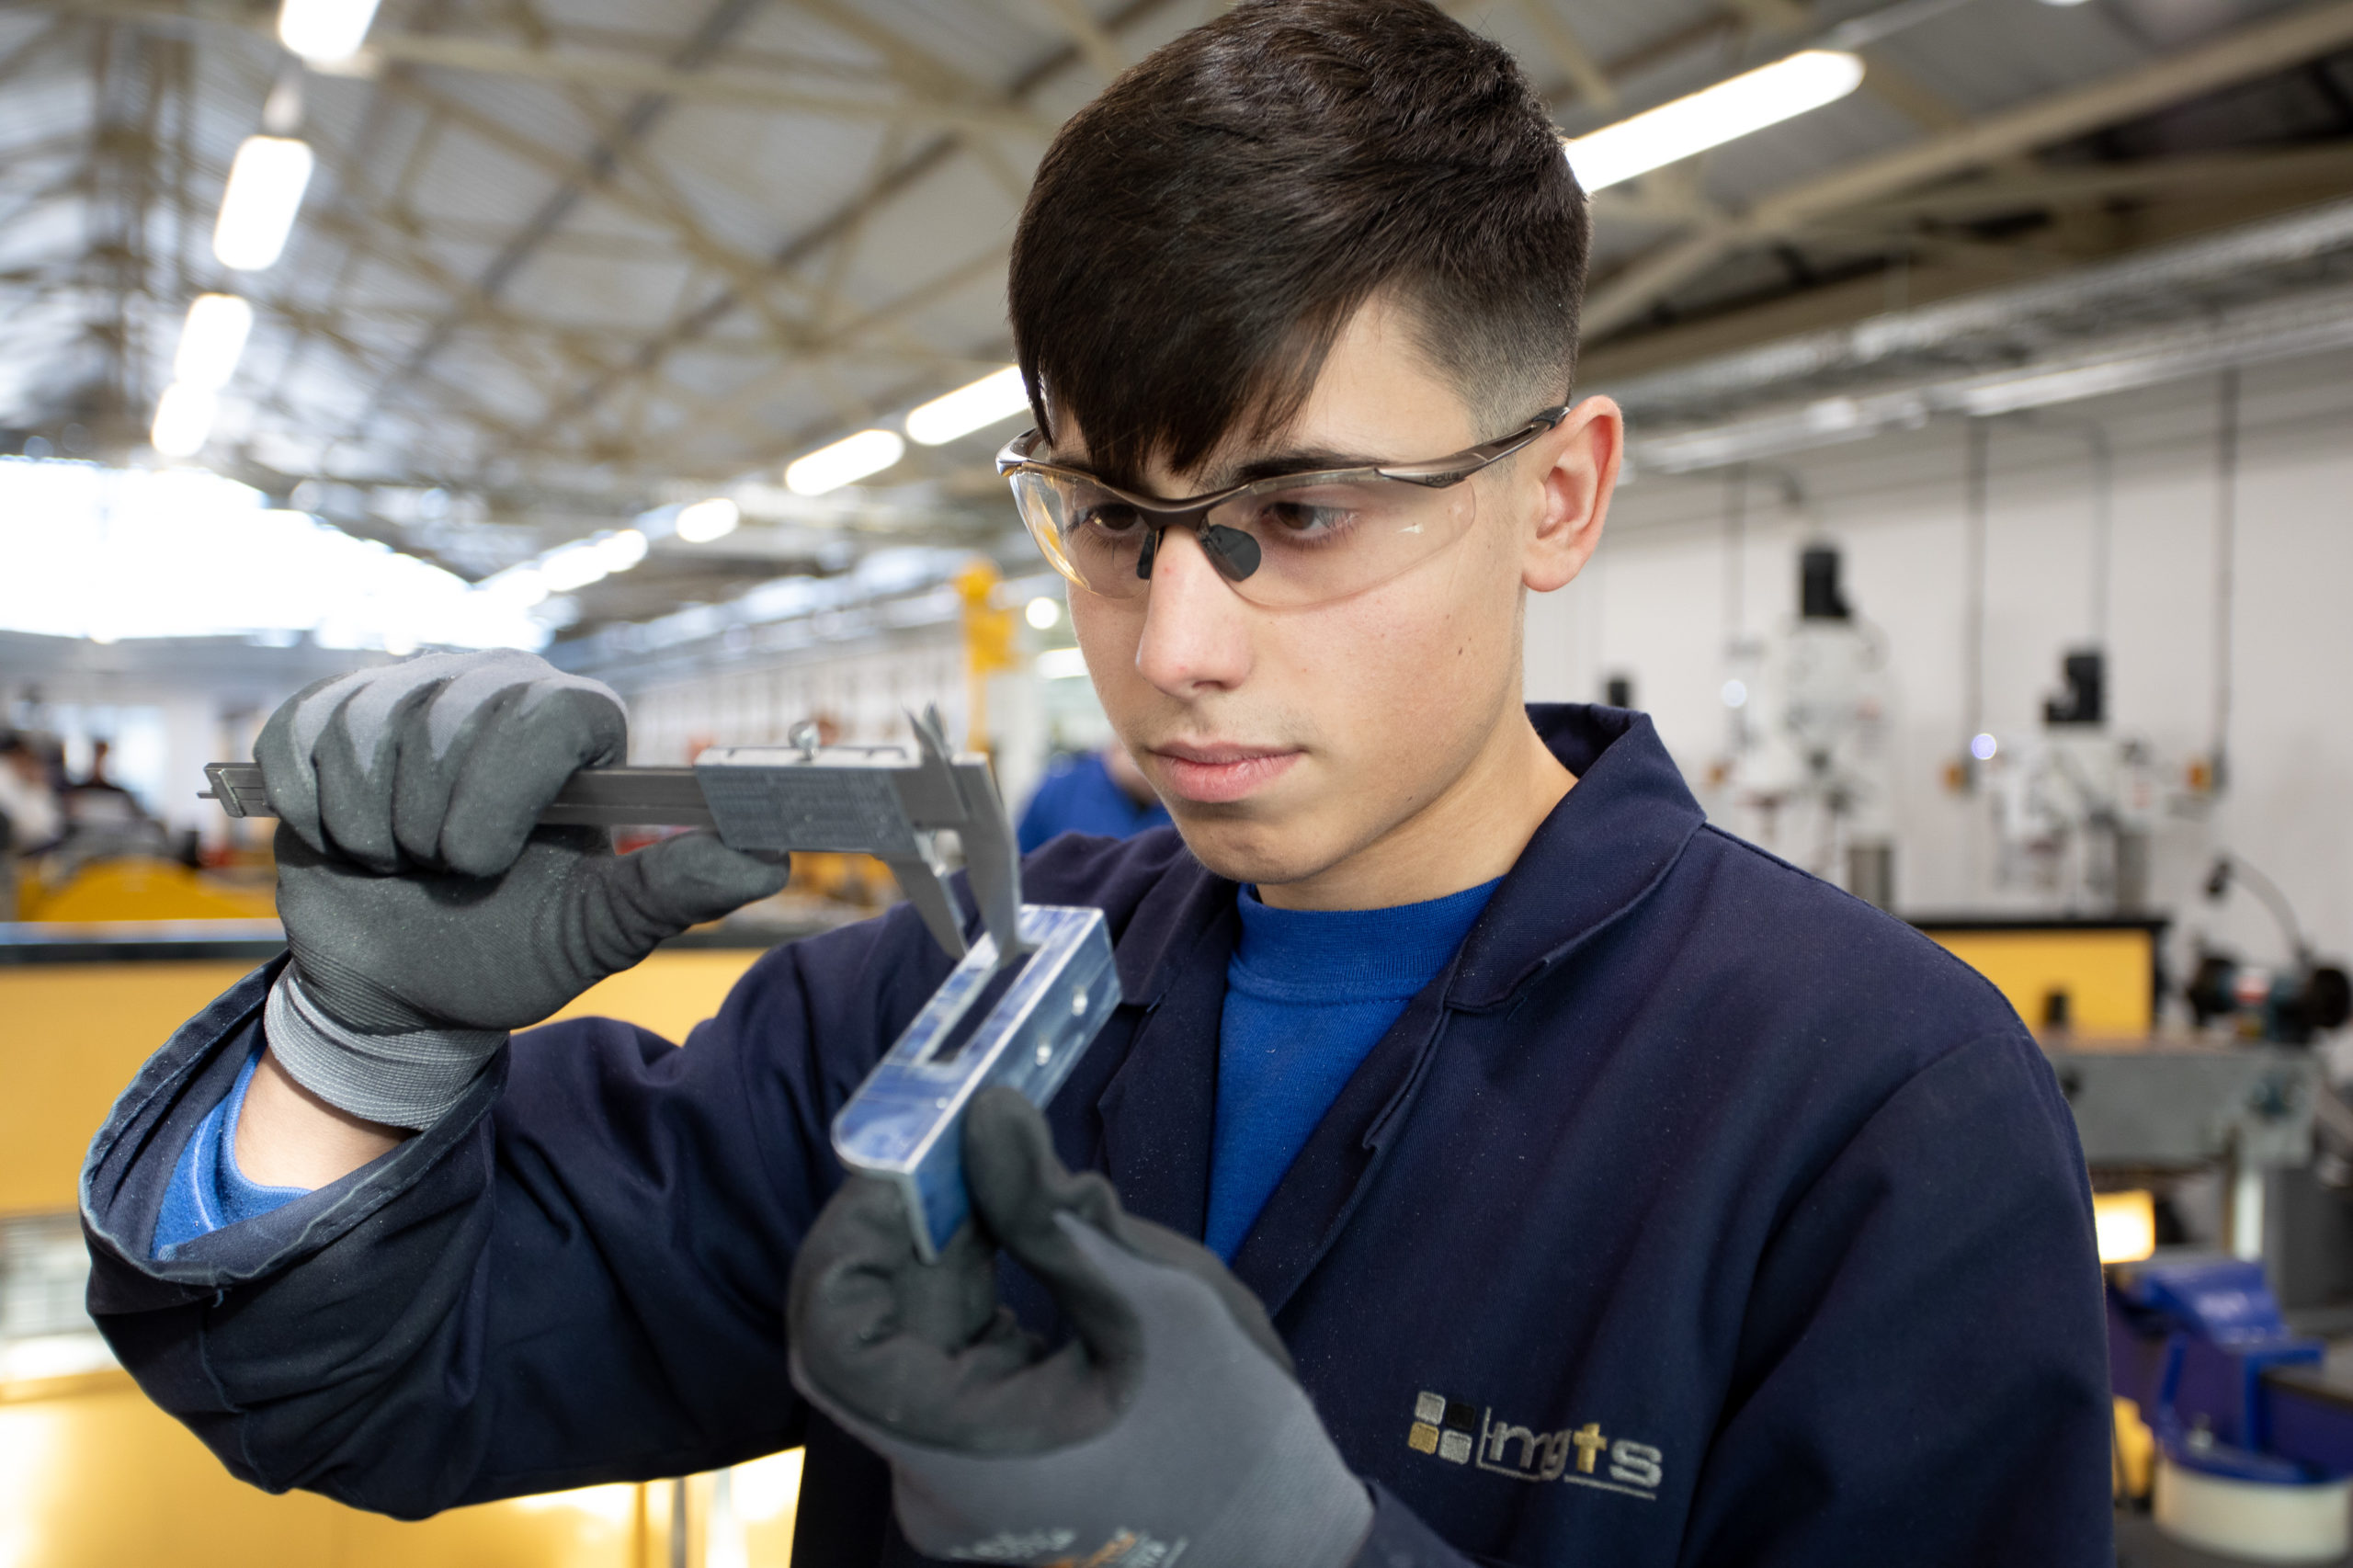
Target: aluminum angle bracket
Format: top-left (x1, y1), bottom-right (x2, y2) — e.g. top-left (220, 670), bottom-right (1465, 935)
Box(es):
top-left (832, 903), bottom-right (1120, 1261)
top-left (199, 707), bottom-right (1026, 968)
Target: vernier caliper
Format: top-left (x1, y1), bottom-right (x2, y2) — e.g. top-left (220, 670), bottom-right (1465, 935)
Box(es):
top-left (199, 709), bottom-right (1119, 1261)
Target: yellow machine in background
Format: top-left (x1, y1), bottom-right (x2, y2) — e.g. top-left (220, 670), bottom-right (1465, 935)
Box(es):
top-left (1914, 917), bottom-right (2164, 1038)
top-left (15, 858), bottom-right (278, 923)
top-left (0, 933), bottom-right (801, 1568)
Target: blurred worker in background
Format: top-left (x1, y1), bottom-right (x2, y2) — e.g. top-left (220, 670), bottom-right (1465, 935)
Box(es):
top-left (1017, 739), bottom-right (1171, 850)
top-left (0, 730), bottom-right (63, 913)
top-left (61, 737), bottom-right (146, 831)
top-left (81, 3), bottom-right (2109, 1564)
top-left (0, 731), bottom-right (63, 855)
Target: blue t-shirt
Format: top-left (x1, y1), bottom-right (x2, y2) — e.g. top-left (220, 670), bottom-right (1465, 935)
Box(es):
top-left (1017, 752), bottom-right (1172, 852)
top-left (152, 1042), bottom-right (309, 1256)
top-left (1204, 879), bottom-right (1499, 1260)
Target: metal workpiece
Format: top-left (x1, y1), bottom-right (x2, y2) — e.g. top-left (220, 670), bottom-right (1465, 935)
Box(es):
top-left (833, 904), bottom-right (1121, 1262)
top-left (2046, 1045), bottom-right (2318, 1169)
top-left (198, 708), bottom-right (1029, 969)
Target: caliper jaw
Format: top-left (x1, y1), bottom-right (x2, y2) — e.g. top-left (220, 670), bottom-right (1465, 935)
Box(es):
top-left (690, 706), bottom-right (1028, 968)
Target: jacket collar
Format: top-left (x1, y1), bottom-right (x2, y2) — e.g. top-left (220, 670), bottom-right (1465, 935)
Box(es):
top-left (1444, 704), bottom-right (1707, 1011)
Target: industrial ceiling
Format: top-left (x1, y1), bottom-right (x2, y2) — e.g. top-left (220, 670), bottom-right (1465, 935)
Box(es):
top-left (2, 0), bottom-right (2350, 646)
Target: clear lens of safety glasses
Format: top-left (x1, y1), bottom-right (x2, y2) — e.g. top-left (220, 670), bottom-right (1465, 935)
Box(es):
top-left (1001, 405), bottom-right (1566, 608)
top-left (1010, 469), bottom-right (1480, 609)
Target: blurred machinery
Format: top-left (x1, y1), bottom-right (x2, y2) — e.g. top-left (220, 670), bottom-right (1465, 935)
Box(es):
top-left (0, 725), bottom-right (276, 924)
top-left (1980, 649), bottom-right (2167, 916)
top-left (1717, 544), bottom-right (1898, 907)
top-left (2109, 1253), bottom-right (2353, 1564)
top-left (2188, 856), bottom-right (2353, 1049)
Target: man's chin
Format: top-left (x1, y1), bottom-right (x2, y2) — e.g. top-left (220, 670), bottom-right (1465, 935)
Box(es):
top-left (1162, 809), bottom-right (1337, 890)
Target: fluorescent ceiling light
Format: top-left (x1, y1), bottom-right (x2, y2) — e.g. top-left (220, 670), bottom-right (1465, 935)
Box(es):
top-left (905, 366), bottom-right (1029, 447)
top-left (278, 0), bottom-right (384, 62)
top-left (675, 496), bottom-right (741, 543)
top-left (214, 136), bottom-right (316, 271)
top-left (594, 528), bottom-right (649, 573)
top-left (173, 294), bottom-right (255, 391)
top-left (0, 465), bottom-right (546, 651)
top-left (1036, 648), bottom-right (1090, 680)
top-left (1565, 51), bottom-right (1865, 193)
top-left (539, 540), bottom-right (610, 593)
top-left (786, 428), bottom-right (905, 496)
top-left (480, 566), bottom-right (550, 608)
top-left (150, 384), bottom-right (219, 459)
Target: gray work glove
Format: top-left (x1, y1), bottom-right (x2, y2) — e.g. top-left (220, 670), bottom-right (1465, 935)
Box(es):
top-left (788, 1086), bottom-right (1374, 1568)
top-left (256, 649), bottom-right (788, 1129)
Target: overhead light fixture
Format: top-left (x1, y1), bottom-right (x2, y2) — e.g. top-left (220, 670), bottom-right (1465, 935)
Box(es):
top-left (539, 542), bottom-right (609, 594)
top-left (278, 0), bottom-right (385, 62)
top-left (1565, 50), bottom-right (1865, 193)
top-left (531, 529), bottom-right (651, 595)
top-left (480, 566), bottom-right (550, 608)
top-left (150, 384), bottom-right (220, 459)
top-left (214, 135), bottom-right (316, 271)
top-left (905, 366), bottom-right (1030, 447)
top-left (785, 428), bottom-right (905, 497)
top-left (594, 528), bottom-right (649, 573)
top-left (173, 294), bottom-right (255, 391)
top-left (675, 496), bottom-right (741, 543)
top-left (1024, 596), bottom-right (1062, 631)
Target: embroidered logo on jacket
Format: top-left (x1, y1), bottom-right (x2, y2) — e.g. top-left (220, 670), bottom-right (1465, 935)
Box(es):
top-left (1406, 1390), bottom-right (1664, 1502)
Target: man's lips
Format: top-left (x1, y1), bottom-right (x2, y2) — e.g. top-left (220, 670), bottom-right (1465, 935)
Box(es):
top-left (1146, 743), bottom-right (1302, 804)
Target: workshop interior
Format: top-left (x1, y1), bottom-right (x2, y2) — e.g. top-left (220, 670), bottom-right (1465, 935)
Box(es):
top-left (2, 0), bottom-right (2353, 1561)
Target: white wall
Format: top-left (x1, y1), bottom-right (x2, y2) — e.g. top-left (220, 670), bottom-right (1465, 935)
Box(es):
top-left (1527, 346), bottom-right (2353, 981)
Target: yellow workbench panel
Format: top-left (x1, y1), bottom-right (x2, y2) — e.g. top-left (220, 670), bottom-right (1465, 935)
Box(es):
top-left (0, 1370), bottom-right (800, 1567)
top-left (0, 947), bottom-right (771, 1215)
top-left (1924, 926), bottom-right (2154, 1037)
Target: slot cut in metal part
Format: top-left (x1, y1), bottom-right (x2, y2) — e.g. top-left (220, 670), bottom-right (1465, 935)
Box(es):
top-left (833, 904), bottom-right (1120, 1260)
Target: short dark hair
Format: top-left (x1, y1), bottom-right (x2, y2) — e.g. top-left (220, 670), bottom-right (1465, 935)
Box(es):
top-left (1008, 0), bottom-right (1587, 488)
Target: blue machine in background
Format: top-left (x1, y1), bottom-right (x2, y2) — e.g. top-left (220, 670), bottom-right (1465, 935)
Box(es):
top-left (2111, 1255), bottom-right (2353, 1560)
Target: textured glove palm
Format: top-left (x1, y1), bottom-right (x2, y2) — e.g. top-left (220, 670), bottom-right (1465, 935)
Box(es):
top-left (256, 650), bottom-right (788, 1126)
top-left (788, 1086), bottom-right (1375, 1568)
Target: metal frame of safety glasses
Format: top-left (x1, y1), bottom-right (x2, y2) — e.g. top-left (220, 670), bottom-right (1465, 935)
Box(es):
top-left (994, 404), bottom-right (1570, 507)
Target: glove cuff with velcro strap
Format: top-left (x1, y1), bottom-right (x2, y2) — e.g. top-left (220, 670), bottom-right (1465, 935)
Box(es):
top-left (264, 970), bottom-right (506, 1131)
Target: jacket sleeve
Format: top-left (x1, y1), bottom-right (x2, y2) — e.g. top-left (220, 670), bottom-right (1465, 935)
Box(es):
top-left (80, 905), bottom-right (953, 1519)
top-left (1675, 1029), bottom-right (2114, 1568)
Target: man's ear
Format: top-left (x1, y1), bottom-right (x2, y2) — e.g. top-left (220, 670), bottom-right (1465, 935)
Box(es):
top-left (1523, 396), bottom-right (1622, 594)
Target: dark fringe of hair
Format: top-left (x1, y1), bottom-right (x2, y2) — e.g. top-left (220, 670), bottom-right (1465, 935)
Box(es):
top-left (1008, 0), bottom-right (1589, 487)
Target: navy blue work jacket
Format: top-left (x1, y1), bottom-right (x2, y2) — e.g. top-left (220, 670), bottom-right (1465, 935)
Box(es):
top-left (81, 705), bottom-right (2113, 1565)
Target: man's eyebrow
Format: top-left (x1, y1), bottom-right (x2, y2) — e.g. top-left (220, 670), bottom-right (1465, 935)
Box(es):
top-left (1210, 447), bottom-right (1385, 487)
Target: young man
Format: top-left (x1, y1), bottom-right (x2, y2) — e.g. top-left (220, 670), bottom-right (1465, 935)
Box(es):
top-left (81, 3), bottom-right (2112, 1563)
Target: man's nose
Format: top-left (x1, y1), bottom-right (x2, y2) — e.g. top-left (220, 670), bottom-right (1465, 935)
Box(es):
top-left (1133, 527), bottom-right (1253, 697)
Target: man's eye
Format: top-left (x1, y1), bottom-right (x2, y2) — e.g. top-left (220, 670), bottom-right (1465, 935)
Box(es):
top-left (1255, 500), bottom-right (1352, 537)
top-left (1076, 503), bottom-right (1144, 534)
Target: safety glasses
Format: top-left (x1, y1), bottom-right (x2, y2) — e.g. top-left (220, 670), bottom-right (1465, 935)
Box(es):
top-left (996, 406), bottom-right (1568, 608)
